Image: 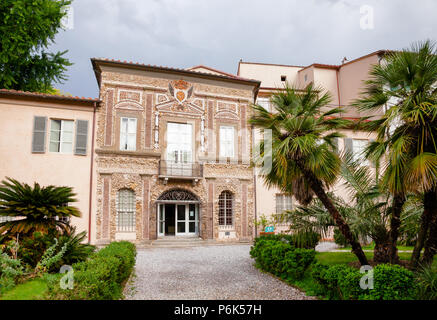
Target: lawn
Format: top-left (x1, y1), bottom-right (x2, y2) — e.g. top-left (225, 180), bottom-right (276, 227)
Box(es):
top-left (0, 279), bottom-right (48, 300)
top-left (338, 243), bottom-right (415, 252)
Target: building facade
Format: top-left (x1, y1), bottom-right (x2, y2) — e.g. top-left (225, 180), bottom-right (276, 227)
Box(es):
top-left (0, 50), bottom-right (386, 243)
top-left (91, 59), bottom-right (259, 244)
top-left (238, 51), bottom-right (385, 237)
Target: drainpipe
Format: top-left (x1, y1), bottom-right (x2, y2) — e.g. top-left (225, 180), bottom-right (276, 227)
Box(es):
top-left (251, 124), bottom-right (258, 238)
top-left (336, 68), bottom-right (342, 112)
top-left (88, 102), bottom-right (97, 243)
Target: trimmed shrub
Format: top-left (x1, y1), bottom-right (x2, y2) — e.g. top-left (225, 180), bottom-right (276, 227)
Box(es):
top-left (312, 263), bottom-right (417, 300)
top-left (47, 241), bottom-right (136, 300)
top-left (253, 232), bottom-right (320, 250)
top-left (250, 236), bottom-right (316, 281)
top-left (362, 264), bottom-right (417, 300)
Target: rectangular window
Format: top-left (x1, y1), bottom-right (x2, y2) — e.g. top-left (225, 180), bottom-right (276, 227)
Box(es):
top-left (257, 98), bottom-right (271, 112)
top-left (49, 120), bottom-right (74, 154)
top-left (276, 194), bottom-right (293, 214)
top-left (352, 139), bottom-right (368, 163)
top-left (219, 126), bottom-right (235, 158)
top-left (120, 118), bottom-right (137, 151)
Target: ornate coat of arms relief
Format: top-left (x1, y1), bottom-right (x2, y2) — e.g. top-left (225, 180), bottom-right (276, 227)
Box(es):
top-left (168, 80), bottom-right (194, 107)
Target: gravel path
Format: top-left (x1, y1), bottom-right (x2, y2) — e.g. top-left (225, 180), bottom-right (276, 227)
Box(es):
top-left (124, 244), bottom-right (314, 300)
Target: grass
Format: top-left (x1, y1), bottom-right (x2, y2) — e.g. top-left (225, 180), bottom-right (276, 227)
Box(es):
top-left (338, 243), bottom-right (415, 252)
top-left (0, 278), bottom-right (48, 300)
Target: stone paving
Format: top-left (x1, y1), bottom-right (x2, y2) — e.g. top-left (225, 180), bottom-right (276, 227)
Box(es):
top-left (124, 244), bottom-right (315, 300)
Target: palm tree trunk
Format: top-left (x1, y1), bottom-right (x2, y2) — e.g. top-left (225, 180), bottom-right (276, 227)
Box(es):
top-left (387, 194), bottom-right (405, 264)
top-left (410, 190), bottom-right (435, 269)
top-left (296, 160), bottom-right (369, 266)
top-left (420, 189), bottom-right (437, 266)
top-left (374, 240), bottom-right (391, 264)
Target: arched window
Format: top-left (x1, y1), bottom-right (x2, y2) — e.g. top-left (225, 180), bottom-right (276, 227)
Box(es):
top-left (117, 189), bottom-right (136, 232)
top-left (219, 191), bottom-right (233, 226)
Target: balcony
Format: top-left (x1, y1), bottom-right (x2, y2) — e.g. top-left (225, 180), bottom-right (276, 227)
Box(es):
top-left (159, 160), bottom-right (203, 184)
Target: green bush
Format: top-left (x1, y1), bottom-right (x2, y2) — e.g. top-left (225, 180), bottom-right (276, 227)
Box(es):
top-left (415, 266), bottom-right (437, 300)
top-left (312, 263), bottom-right (417, 300)
top-left (253, 232), bottom-right (320, 250)
top-left (17, 229), bottom-right (95, 271)
top-left (363, 264), bottom-right (417, 300)
top-left (47, 241), bottom-right (136, 300)
top-left (250, 236), bottom-right (316, 281)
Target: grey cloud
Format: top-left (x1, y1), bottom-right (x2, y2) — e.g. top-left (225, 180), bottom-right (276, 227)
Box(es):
top-left (49, 0), bottom-right (437, 98)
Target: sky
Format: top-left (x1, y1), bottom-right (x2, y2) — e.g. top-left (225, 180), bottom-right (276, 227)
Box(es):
top-left (50, 0), bottom-right (437, 98)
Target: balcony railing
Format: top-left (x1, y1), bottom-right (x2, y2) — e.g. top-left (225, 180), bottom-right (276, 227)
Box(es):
top-left (159, 160), bottom-right (203, 179)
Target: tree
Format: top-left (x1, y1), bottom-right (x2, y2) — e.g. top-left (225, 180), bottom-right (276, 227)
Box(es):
top-left (285, 152), bottom-right (423, 263)
top-left (0, 0), bottom-right (72, 93)
top-left (250, 83), bottom-right (369, 265)
top-left (0, 178), bottom-right (80, 237)
top-left (355, 40), bottom-right (437, 267)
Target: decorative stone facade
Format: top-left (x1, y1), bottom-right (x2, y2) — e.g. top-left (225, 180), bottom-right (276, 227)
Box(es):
top-left (92, 60), bottom-right (259, 244)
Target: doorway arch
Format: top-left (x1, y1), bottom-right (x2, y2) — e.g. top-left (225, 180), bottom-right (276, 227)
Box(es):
top-left (156, 189), bottom-right (200, 237)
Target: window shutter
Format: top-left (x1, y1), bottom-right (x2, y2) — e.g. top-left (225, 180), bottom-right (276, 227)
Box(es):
top-left (344, 138), bottom-right (353, 154)
top-left (75, 120), bottom-right (89, 155)
top-left (32, 116), bottom-right (47, 153)
top-left (333, 138), bottom-right (339, 154)
top-left (369, 139), bottom-right (376, 167)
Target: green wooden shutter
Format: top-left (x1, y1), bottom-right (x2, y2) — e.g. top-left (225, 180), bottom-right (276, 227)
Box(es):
top-left (32, 116), bottom-right (47, 153)
top-left (344, 138), bottom-right (353, 154)
top-left (74, 120), bottom-right (89, 155)
top-left (333, 138), bottom-right (339, 154)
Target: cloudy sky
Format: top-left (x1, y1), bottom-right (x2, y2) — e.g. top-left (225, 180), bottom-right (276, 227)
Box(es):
top-left (51, 0), bottom-right (437, 98)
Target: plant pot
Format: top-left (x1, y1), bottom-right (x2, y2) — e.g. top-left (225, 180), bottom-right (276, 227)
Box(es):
top-left (260, 232), bottom-right (275, 236)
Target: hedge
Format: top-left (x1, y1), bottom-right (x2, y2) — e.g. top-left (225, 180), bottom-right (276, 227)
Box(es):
top-left (47, 241), bottom-right (136, 300)
top-left (254, 232), bottom-right (320, 250)
top-left (311, 262), bottom-right (417, 300)
top-left (250, 236), bottom-right (316, 281)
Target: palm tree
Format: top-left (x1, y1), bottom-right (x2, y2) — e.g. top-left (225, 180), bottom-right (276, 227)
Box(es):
top-left (0, 178), bottom-right (81, 237)
top-left (250, 83), bottom-right (369, 265)
top-left (285, 152), bottom-right (423, 263)
top-left (355, 40), bottom-right (437, 267)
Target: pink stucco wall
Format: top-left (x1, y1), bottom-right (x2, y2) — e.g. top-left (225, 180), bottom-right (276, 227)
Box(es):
top-left (0, 97), bottom-right (95, 239)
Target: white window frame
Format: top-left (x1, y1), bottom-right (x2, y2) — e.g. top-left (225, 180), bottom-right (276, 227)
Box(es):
top-left (49, 119), bottom-right (74, 154)
top-left (219, 125), bottom-right (235, 158)
top-left (276, 194), bottom-right (293, 214)
top-left (257, 97), bottom-right (271, 112)
top-left (120, 117), bottom-right (137, 151)
top-left (352, 139), bottom-right (369, 165)
top-left (116, 189), bottom-right (136, 232)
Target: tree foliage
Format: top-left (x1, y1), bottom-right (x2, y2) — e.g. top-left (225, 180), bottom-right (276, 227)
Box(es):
top-left (0, 178), bottom-right (81, 236)
top-left (0, 0), bottom-right (72, 93)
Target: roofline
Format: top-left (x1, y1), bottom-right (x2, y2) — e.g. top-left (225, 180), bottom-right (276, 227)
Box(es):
top-left (187, 65), bottom-right (244, 79)
top-left (0, 89), bottom-right (100, 107)
top-left (91, 58), bottom-right (261, 89)
top-left (238, 60), bottom-right (305, 70)
top-left (239, 50), bottom-right (391, 75)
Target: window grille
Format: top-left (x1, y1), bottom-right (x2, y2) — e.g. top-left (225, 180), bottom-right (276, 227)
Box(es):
top-left (276, 194), bottom-right (293, 214)
top-left (219, 191), bottom-right (233, 226)
top-left (116, 189), bottom-right (136, 232)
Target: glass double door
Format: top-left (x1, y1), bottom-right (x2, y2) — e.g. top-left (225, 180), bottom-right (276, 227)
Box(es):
top-left (158, 203), bottom-right (199, 237)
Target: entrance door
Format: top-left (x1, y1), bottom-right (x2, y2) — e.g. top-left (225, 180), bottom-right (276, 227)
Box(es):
top-left (176, 204), bottom-right (199, 236)
top-left (166, 122), bottom-right (193, 176)
top-left (158, 203), bottom-right (199, 237)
